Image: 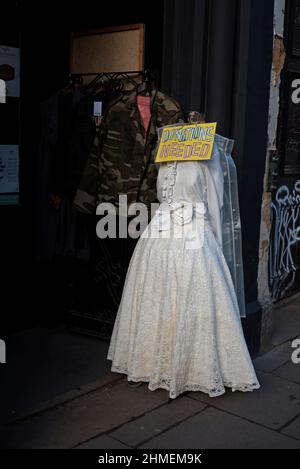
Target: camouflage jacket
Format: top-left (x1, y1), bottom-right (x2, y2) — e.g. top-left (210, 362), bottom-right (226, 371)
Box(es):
top-left (74, 88), bottom-right (183, 214)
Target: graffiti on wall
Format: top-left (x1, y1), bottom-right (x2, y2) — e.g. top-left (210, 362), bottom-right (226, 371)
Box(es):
top-left (269, 180), bottom-right (300, 300)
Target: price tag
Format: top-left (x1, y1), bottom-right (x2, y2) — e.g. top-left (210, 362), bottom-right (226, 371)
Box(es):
top-left (93, 101), bottom-right (102, 117)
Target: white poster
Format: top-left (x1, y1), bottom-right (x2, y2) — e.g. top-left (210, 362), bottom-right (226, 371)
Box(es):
top-left (0, 46), bottom-right (20, 98)
top-left (0, 145), bottom-right (19, 194)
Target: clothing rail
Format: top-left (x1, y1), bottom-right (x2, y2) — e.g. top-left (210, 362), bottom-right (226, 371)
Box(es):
top-left (68, 70), bottom-right (154, 88)
top-left (69, 70), bottom-right (145, 77)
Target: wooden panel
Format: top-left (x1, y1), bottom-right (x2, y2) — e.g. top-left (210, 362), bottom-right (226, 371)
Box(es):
top-left (70, 24), bottom-right (145, 74)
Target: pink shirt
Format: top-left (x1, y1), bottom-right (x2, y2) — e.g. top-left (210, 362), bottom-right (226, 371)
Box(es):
top-left (137, 95), bottom-right (151, 133)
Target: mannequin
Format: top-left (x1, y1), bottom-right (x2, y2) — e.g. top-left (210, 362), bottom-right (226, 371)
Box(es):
top-left (107, 112), bottom-right (259, 399)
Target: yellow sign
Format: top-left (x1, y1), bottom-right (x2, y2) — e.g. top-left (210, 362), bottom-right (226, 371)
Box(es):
top-left (155, 122), bottom-right (217, 163)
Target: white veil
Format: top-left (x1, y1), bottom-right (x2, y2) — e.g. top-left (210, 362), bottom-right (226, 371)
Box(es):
top-left (203, 134), bottom-right (246, 317)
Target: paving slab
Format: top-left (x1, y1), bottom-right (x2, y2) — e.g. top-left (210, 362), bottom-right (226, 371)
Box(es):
top-left (110, 396), bottom-right (206, 447)
top-left (187, 371), bottom-right (300, 430)
top-left (254, 340), bottom-right (295, 373)
top-left (76, 435), bottom-right (130, 449)
top-left (281, 415), bottom-right (300, 440)
top-left (140, 407), bottom-right (300, 449)
top-left (1, 382), bottom-right (169, 449)
top-left (274, 361), bottom-right (300, 385)
top-left (9, 373), bottom-right (121, 424)
top-left (0, 326), bottom-right (111, 422)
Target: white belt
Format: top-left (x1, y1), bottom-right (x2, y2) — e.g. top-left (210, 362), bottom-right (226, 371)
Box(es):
top-left (152, 201), bottom-right (207, 249)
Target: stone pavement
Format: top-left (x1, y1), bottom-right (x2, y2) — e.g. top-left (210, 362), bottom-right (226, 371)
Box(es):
top-left (1, 295), bottom-right (300, 449)
top-left (0, 327), bottom-right (111, 423)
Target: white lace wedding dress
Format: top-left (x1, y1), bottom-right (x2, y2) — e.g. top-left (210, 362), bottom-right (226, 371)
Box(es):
top-left (107, 159), bottom-right (260, 399)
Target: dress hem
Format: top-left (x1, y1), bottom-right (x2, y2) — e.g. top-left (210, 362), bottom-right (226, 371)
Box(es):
top-left (108, 361), bottom-right (261, 399)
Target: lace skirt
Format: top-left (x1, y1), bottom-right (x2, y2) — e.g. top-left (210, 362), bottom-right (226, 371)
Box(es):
top-left (107, 221), bottom-right (260, 399)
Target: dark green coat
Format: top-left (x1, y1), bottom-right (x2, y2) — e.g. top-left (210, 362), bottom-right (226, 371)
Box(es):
top-left (74, 88), bottom-right (183, 214)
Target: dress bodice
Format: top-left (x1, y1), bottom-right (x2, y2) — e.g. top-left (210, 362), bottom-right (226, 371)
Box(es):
top-left (156, 156), bottom-right (224, 250)
top-left (157, 161), bottom-right (208, 208)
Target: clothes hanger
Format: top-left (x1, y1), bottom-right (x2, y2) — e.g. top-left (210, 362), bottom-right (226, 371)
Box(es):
top-left (62, 74), bottom-right (83, 95)
top-left (136, 69), bottom-right (155, 97)
top-left (188, 111), bottom-right (206, 124)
